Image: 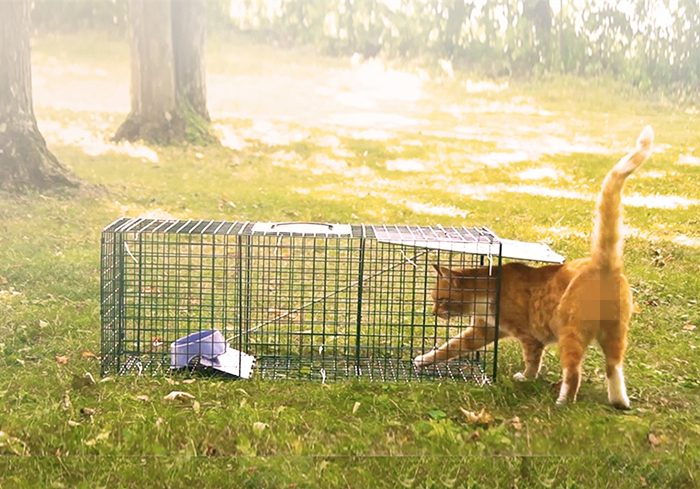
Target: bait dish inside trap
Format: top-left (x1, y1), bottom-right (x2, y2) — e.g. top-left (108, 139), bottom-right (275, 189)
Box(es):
top-left (101, 218), bottom-right (563, 383)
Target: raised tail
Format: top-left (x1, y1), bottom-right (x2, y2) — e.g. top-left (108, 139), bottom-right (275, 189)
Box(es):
top-left (590, 126), bottom-right (654, 273)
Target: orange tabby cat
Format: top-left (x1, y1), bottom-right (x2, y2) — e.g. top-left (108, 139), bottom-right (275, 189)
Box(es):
top-left (414, 126), bottom-right (654, 409)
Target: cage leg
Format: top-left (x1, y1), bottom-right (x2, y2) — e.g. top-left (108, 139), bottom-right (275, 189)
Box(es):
top-left (513, 338), bottom-right (545, 381)
top-left (413, 318), bottom-right (495, 367)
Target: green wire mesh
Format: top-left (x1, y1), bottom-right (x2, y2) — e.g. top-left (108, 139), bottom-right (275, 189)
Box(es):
top-left (101, 219), bottom-right (503, 384)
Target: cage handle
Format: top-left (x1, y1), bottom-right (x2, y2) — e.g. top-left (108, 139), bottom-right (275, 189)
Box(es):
top-left (270, 222), bottom-right (335, 231)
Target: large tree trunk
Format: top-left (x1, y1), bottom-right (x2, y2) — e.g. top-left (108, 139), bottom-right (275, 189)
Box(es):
top-left (0, 0), bottom-right (80, 192)
top-left (115, 0), bottom-right (214, 144)
top-left (172, 0), bottom-right (210, 121)
top-left (114, 0), bottom-right (185, 143)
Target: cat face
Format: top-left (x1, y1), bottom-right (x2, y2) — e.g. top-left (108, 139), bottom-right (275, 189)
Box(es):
top-left (431, 265), bottom-right (494, 320)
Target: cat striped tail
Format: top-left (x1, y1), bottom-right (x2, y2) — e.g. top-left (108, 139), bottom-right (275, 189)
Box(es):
top-left (590, 126), bottom-right (654, 273)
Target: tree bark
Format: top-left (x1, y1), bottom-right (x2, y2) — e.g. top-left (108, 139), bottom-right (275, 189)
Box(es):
top-left (172, 0), bottom-right (210, 121)
top-left (115, 0), bottom-right (185, 143)
top-left (115, 0), bottom-right (214, 144)
top-left (0, 0), bottom-right (80, 192)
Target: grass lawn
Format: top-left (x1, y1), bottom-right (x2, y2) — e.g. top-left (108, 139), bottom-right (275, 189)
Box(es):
top-left (1, 33), bottom-right (699, 487)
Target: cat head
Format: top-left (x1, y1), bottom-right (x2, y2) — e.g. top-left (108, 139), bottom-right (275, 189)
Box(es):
top-left (431, 265), bottom-right (495, 319)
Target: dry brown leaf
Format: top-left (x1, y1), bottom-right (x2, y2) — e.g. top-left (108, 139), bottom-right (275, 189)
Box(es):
top-left (193, 400), bottom-right (201, 414)
top-left (683, 324), bottom-right (697, 332)
top-left (62, 391), bottom-right (71, 410)
top-left (81, 350), bottom-right (98, 359)
top-left (80, 407), bottom-right (96, 418)
top-left (647, 432), bottom-right (661, 447)
top-left (141, 285), bottom-right (162, 296)
top-left (459, 407), bottom-right (495, 427)
top-left (640, 476), bottom-right (647, 487)
top-left (163, 391), bottom-right (195, 401)
top-left (0, 276), bottom-right (8, 284)
top-left (55, 355), bottom-right (69, 365)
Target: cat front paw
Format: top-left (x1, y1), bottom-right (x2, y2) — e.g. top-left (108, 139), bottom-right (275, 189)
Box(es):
top-left (413, 354), bottom-right (432, 368)
top-left (513, 372), bottom-right (529, 382)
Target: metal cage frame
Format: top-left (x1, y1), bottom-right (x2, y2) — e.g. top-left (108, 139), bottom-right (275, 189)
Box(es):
top-left (101, 218), bottom-right (564, 384)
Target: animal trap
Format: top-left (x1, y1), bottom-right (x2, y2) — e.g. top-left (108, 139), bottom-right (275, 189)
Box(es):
top-left (101, 219), bottom-right (563, 383)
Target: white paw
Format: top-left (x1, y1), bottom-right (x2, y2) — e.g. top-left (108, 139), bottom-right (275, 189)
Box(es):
top-left (413, 354), bottom-right (430, 368)
top-left (555, 397), bottom-right (567, 407)
top-left (513, 372), bottom-right (528, 382)
top-left (609, 394), bottom-right (630, 410)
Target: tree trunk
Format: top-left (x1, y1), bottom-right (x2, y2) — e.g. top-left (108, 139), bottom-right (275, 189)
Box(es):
top-left (115, 0), bottom-right (185, 143)
top-left (115, 0), bottom-right (215, 144)
top-left (172, 0), bottom-right (210, 121)
top-left (0, 0), bottom-right (80, 192)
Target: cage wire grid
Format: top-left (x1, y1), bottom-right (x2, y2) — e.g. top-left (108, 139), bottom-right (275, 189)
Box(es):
top-left (101, 218), bottom-right (504, 384)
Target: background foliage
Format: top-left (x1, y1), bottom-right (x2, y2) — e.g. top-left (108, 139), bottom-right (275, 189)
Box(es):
top-left (31, 0), bottom-right (700, 101)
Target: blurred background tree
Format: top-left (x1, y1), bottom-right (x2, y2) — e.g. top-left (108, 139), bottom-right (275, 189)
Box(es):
top-left (28, 0), bottom-right (700, 102)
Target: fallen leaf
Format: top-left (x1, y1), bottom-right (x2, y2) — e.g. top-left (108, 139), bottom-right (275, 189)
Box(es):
top-left (460, 407), bottom-right (495, 427)
top-left (0, 276), bottom-right (7, 284)
top-left (81, 350), bottom-right (98, 359)
top-left (647, 432), bottom-right (661, 447)
top-left (182, 379), bottom-right (197, 384)
top-left (135, 395), bottom-right (150, 402)
top-left (80, 407), bottom-right (96, 418)
top-left (141, 285), bottom-right (162, 296)
top-left (55, 355), bottom-right (69, 365)
top-left (644, 300), bottom-right (659, 307)
top-left (39, 320), bottom-right (49, 328)
top-left (100, 377), bottom-right (114, 383)
top-left (252, 422), bottom-right (268, 435)
top-left (352, 401), bottom-right (361, 414)
top-left (62, 391), bottom-right (71, 410)
top-left (67, 420), bottom-right (81, 427)
top-left (163, 391), bottom-right (195, 401)
top-left (511, 416), bottom-right (523, 431)
top-left (204, 442), bottom-right (218, 456)
top-left (683, 324), bottom-right (697, 331)
top-left (640, 476), bottom-right (647, 487)
top-left (193, 400), bottom-right (201, 414)
top-left (155, 417), bottom-right (164, 428)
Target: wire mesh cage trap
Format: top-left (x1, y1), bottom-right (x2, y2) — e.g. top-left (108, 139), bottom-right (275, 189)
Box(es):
top-left (101, 218), bottom-right (564, 384)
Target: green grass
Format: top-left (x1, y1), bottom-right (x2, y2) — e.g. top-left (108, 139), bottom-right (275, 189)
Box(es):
top-left (2, 33), bottom-right (700, 487)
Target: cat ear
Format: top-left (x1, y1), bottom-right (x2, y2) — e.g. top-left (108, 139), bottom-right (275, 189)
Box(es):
top-left (432, 265), bottom-right (452, 277)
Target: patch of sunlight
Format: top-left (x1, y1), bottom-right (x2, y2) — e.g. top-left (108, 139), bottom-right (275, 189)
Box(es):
top-left (450, 184), bottom-right (699, 209)
top-left (339, 58), bottom-right (424, 106)
top-left (270, 150), bottom-right (300, 165)
top-left (291, 187), bottom-right (311, 195)
top-left (213, 123), bottom-right (247, 150)
top-left (316, 134), bottom-right (342, 148)
top-left (400, 200), bottom-right (468, 218)
top-left (516, 167), bottom-right (564, 180)
top-left (442, 99), bottom-right (553, 118)
top-left (238, 121), bottom-right (310, 146)
top-left (385, 159), bottom-right (426, 172)
top-left (112, 201), bottom-right (183, 220)
top-left (38, 118), bottom-right (159, 163)
top-left (536, 225), bottom-right (588, 239)
top-left (314, 154), bottom-right (348, 173)
top-left (638, 170), bottom-right (673, 179)
top-left (316, 135), bottom-right (356, 158)
top-left (324, 112), bottom-right (423, 131)
top-left (676, 153), bottom-right (700, 166)
top-left (472, 151), bottom-right (531, 167)
top-left (463, 79), bottom-right (509, 93)
top-left (671, 235), bottom-right (700, 248)
top-left (623, 193), bottom-right (699, 209)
